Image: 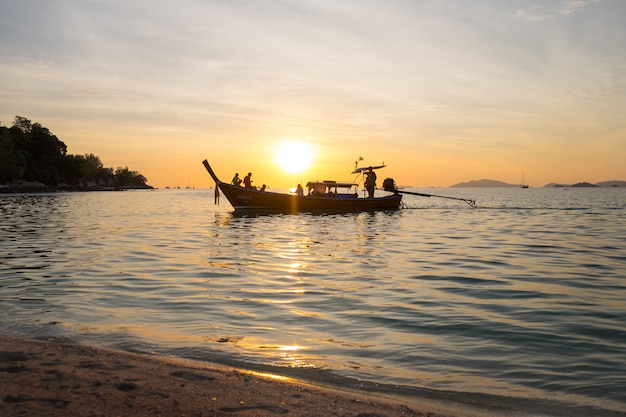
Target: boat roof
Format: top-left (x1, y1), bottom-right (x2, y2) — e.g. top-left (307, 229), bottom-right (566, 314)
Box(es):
top-left (351, 164), bottom-right (386, 174)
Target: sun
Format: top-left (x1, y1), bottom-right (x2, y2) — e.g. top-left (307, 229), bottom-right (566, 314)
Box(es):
top-left (273, 140), bottom-right (314, 174)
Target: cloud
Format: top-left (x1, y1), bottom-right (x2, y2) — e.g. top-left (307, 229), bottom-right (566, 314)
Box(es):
top-left (515, 0), bottom-right (601, 21)
top-left (560, 0), bottom-right (602, 15)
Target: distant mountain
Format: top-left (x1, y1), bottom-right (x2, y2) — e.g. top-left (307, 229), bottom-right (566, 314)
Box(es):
top-left (596, 180), bottom-right (626, 187)
top-left (544, 180), bottom-right (626, 188)
top-left (451, 179), bottom-right (626, 188)
top-left (450, 179), bottom-right (517, 188)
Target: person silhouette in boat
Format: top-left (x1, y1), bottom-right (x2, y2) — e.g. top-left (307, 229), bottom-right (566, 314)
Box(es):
top-left (295, 184), bottom-right (304, 196)
top-left (231, 173), bottom-right (242, 186)
top-left (364, 167), bottom-right (377, 198)
top-left (243, 172), bottom-right (254, 188)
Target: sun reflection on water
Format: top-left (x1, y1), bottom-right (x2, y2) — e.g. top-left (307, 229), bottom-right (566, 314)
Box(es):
top-left (279, 344), bottom-right (302, 352)
top-left (276, 344), bottom-right (316, 368)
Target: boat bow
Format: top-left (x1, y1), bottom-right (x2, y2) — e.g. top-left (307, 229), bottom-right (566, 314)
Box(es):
top-left (202, 160), bottom-right (222, 184)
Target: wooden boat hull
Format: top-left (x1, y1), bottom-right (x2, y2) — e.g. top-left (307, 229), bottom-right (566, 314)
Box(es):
top-left (202, 160), bottom-right (402, 213)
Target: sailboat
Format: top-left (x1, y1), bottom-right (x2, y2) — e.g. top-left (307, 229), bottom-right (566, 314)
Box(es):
top-left (521, 173), bottom-right (529, 188)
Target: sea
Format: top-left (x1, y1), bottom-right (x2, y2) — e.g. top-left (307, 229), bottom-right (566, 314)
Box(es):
top-left (1, 187), bottom-right (625, 416)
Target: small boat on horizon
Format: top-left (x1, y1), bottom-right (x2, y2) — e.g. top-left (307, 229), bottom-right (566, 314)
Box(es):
top-left (201, 159), bottom-right (402, 213)
top-left (521, 173), bottom-right (529, 188)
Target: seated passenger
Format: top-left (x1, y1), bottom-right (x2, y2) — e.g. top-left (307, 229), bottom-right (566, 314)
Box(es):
top-left (243, 172), bottom-right (254, 189)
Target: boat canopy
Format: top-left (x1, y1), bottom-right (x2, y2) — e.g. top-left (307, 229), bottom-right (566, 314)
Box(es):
top-left (351, 164), bottom-right (386, 174)
top-left (305, 180), bottom-right (358, 197)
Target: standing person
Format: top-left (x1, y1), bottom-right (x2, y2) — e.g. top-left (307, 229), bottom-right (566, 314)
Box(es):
top-left (364, 167), bottom-right (377, 198)
top-left (231, 173), bottom-right (242, 186)
top-left (243, 172), bottom-right (253, 188)
top-left (295, 184), bottom-right (304, 196)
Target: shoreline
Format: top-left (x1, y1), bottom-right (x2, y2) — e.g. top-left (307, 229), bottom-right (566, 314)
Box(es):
top-left (0, 182), bottom-right (154, 193)
top-left (0, 336), bottom-right (444, 417)
top-left (1, 338), bottom-right (623, 417)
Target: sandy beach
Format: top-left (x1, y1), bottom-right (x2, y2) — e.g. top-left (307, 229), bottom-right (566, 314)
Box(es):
top-left (0, 336), bottom-right (444, 417)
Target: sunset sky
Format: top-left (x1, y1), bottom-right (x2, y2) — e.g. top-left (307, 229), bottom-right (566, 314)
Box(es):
top-left (1, 0), bottom-right (624, 188)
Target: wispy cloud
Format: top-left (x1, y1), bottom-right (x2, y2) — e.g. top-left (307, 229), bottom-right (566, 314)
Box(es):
top-left (515, 0), bottom-right (601, 21)
top-left (560, 0), bottom-right (602, 15)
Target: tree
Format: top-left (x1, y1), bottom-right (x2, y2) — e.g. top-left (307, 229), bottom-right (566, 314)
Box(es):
top-left (1, 116), bottom-right (151, 189)
top-left (10, 116), bottom-right (68, 184)
top-left (79, 153), bottom-right (103, 183)
top-left (114, 166), bottom-right (148, 188)
top-left (0, 125), bottom-right (26, 182)
top-left (28, 122), bottom-right (67, 159)
top-left (12, 116), bottom-right (33, 135)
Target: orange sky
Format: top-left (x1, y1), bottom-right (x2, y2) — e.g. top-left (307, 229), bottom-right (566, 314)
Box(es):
top-left (2, 1), bottom-right (625, 188)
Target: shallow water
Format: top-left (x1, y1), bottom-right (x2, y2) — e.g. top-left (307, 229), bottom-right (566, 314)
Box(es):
top-left (1, 187), bottom-right (625, 415)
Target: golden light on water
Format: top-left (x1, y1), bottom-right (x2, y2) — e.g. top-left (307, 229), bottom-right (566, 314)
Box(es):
top-left (254, 342), bottom-right (314, 368)
top-left (273, 140), bottom-right (315, 174)
top-left (278, 345), bottom-right (302, 352)
top-left (288, 262), bottom-right (302, 272)
top-left (277, 344), bottom-right (316, 368)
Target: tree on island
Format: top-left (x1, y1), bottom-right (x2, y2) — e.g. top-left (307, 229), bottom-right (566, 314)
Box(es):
top-left (0, 116), bottom-right (151, 190)
top-left (114, 166), bottom-right (148, 188)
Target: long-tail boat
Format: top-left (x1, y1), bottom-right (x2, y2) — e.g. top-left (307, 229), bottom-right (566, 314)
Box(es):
top-left (202, 159), bottom-right (402, 213)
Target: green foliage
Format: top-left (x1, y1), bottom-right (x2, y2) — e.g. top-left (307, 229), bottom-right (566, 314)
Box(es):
top-left (0, 126), bottom-right (26, 181)
top-left (0, 116), bottom-right (149, 189)
top-left (114, 166), bottom-right (148, 188)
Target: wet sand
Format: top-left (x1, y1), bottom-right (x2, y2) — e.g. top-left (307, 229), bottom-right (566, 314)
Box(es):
top-left (0, 336), bottom-right (443, 417)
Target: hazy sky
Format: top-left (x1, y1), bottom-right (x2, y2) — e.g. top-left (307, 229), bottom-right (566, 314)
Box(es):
top-left (1, 0), bottom-right (625, 188)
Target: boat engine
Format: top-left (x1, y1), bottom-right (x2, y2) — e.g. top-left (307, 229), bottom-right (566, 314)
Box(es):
top-left (382, 178), bottom-right (398, 193)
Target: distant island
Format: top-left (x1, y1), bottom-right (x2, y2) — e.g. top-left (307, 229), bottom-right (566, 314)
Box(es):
top-left (451, 179), bottom-right (516, 188)
top-left (451, 179), bottom-right (626, 188)
top-left (1, 116), bottom-right (152, 192)
top-left (544, 181), bottom-right (626, 188)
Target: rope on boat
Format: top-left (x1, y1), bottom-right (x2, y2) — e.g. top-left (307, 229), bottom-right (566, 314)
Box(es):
top-left (399, 190), bottom-right (477, 208)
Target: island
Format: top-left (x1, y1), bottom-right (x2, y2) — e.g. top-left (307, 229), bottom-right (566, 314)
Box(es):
top-left (1, 116), bottom-right (152, 192)
top-left (451, 179), bottom-right (626, 188)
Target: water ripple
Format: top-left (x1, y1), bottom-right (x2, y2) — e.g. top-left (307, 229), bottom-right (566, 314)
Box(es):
top-left (1, 189), bottom-right (625, 415)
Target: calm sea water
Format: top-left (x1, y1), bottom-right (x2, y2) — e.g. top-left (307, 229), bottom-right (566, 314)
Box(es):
top-left (1, 187), bottom-right (625, 416)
